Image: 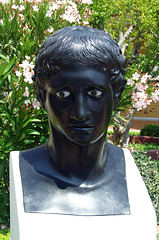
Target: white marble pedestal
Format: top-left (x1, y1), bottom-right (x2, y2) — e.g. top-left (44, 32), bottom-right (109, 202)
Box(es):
top-left (10, 149), bottom-right (157, 240)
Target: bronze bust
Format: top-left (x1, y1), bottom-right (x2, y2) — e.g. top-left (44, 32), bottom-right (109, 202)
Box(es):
top-left (19, 26), bottom-right (130, 215)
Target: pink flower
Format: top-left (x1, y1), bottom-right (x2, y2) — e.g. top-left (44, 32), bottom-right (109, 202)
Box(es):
top-left (19, 60), bottom-right (29, 69)
top-left (23, 87), bottom-right (30, 97)
top-left (81, 0), bottom-right (92, 3)
top-left (25, 99), bottom-right (31, 106)
top-left (131, 92), bottom-right (138, 102)
top-left (47, 27), bottom-right (54, 33)
top-left (34, 0), bottom-right (42, 3)
top-left (0, 0), bottom-right (9, 3)
top-left (18, 14), bottom-right (24, 21)
top-left (129, 71), bottom-right (159, 111)
top-left (23, 71), bottom-right (33, 84)
top-left (145, 99), bottom-right (152, 106)
top-left (23, 23), bottom-right (29, 31)
top-left (19, 5), bottom-right (25, 11)
top-left (135, 82), bottom-right (145, 92)
top-left (141, 73), bottom-right (151, 83)
top-left (151, 89), bottom-right (159, 103)
top-left (83, 20), bottom-right (89, 25)
top-left (127, 78), bottom-right (134, 87)
top-left (61, 3), bottom-right (81, 23)
top-left (56, 0), bottom-right (65, 5)
top-left (133, 101), bottom-right (143, 111)
top-left (46, 2), bottom-right (61, 17)
top-left (32, 99), bottom-right (40, 110)
top-left (132, 72), bottom-right (140, 81)
top-left (25, 56), bottom-right (30, 61)
top-left (12, 4), bottom-right (19, 10)
top-left (67, 0), bottom-right (75, 6)
top-left (15, 70), bottom-right (22, 77)
top-left (137, 91), bottom-right (147, 100)
top-left (50, 2), bottom-right (60, 11)
top-left (46, 10), bottom-right (52, 17)
top-left (133, 96), bottom-right (148, 110)
top-left (0, 19), bottom-right (4, 25)
top-left (19, 57), bottom-right (34, 84)
top-left (132, 89), bottom-right (149, 110)
top-left (33, 5), bottom-right (39, 12)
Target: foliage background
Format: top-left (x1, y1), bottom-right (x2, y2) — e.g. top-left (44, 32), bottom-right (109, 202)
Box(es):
top-left (0, 0), bottom-right (158, 224)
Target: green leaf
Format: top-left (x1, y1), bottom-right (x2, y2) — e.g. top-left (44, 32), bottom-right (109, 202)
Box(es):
top-left (5, 141), bottom-right (13, 148)
top-left (0, 56), bottom-right (15, 76)
top-left (26, 129), bottom-right (40, 135)
top-left (29, 118), bottom-right (42, 122)
top-left (0, 54), bottom-right (6, 60)
top-left (18, 133), bottom-right (25, 141)
top-left (0, 68), bottom-right (13, 87)
top-left (113, 114), bottom-right (128, 122)
top-left (0, 161), bottom-right (5, 176)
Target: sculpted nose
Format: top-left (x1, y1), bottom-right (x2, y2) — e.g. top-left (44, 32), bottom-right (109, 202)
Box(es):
top-left (71, 94), bottom-right (91, 121)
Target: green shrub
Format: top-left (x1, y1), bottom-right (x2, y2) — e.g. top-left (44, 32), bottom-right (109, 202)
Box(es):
top-left (140, 124), bottom-right (159, 137)
top-left (129, 142), bottom-right (159, 152)
top-left (129, 131), bottom-right (140, 136)
top-left (107, 130), bottom-right (140, 136)
top-left (132, 151), bottom-right (159, 222)
top-left (0, 228), bottom-right (10, 240)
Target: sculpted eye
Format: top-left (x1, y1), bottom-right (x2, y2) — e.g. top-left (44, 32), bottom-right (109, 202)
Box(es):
top-left (55, 90), bottom-right (70, 99)
top-left (87, 89), bottom-right (103, 98)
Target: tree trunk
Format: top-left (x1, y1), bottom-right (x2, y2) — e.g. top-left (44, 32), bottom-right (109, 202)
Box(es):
top-left (113, 106), bottom-right (137, 148)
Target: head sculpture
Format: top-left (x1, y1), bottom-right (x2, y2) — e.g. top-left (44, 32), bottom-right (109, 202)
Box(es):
top-left (33, 26), bottom-right (126, 110)
top-left (19, 26), bottom-right (131, 213)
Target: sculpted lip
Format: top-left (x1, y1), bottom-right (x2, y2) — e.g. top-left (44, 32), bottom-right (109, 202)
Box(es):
top-left (69, 125), bottom-right (94, 132)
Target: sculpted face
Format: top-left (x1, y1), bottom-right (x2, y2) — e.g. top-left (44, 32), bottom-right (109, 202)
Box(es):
top-left (45, 64), bottom-right (114, 145)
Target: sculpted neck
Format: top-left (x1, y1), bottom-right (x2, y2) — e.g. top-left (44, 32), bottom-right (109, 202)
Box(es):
top-left (48, 124), bottom-right (107, 186)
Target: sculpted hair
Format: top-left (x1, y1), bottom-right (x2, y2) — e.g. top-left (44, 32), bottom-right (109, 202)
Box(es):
top-left (33, 26), bottom-right (127, 109)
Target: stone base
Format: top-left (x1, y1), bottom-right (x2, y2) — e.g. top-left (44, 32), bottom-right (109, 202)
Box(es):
top-left (10, 150), bottom-right (157, 240)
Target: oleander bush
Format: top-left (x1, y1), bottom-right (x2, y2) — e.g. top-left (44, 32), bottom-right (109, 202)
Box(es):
top-left (140, 124), bottom-right (159, 137)
top-left (132, 151), bottom-right (159, 222)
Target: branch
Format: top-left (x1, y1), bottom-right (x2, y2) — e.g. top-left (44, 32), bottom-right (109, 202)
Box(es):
top-left (118, 25), bottom-right (134, 54)
top-left (150, 30), bottom-right (158, 38)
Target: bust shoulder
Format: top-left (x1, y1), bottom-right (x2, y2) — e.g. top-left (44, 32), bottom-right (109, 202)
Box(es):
top-left (20, 143), bottom-right (55, 179)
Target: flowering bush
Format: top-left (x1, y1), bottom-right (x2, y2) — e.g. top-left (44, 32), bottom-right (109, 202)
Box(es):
top-left (113, 71), bottom-right (159, 148)
top-left (0, 0), bottom-right (93, 113)
top-left (127, 71), bottom-right (159, 111)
